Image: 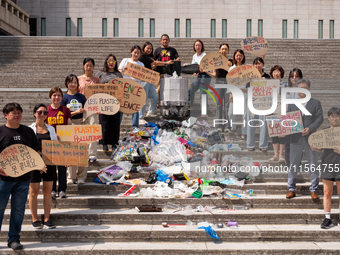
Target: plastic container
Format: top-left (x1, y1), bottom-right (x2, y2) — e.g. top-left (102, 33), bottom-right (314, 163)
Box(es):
top-left (233, 205), bottom-right (248, 210)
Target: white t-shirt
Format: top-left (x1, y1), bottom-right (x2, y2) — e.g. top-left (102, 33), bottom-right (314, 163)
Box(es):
top-left (191, 52), bottom-right (206, 64)
top-left (118, 58), bottom-right (145, 85)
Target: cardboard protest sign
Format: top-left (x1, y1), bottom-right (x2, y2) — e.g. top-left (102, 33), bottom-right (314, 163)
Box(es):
top-left (84, 84), bottom-right (124, 101)
top-left (42, 140), bottom-right (88, 167)
top-left (85, 79), bottom-right (146, 114)
top-left (57, 125), bottom-right (102, 144)
top-left (250, 79), bottom-right (280, 98)
top-left (266, 111), bottom-right (304, 137)
top-left (0, 144), bottom-right (45, 177)
top-left (226, 65), bottom-right (261, 87)
top-left (251, 97), bottom-right (283, 117)
top-left (308, 127), bottom-right (340, 149)
top-left (84, 93), bottom-right (120, 117)
top-left (200, 52), bottom-right (231, 72)
top-left (107, 78), bottom-right (147, 114)
top-left (126, 62), bottom-right (160, 86)
top-left (241, 36), bottom-right (269, 57)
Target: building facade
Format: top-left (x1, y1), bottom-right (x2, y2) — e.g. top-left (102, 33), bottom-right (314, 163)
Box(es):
top-left (16, 0), bottom-right (340, 39)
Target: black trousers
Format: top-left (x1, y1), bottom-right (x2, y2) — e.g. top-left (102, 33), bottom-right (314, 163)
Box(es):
top-left (99, 112), bottom-right (121, 147)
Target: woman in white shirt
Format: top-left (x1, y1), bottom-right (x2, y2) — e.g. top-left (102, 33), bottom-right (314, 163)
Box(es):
top-left (118, 45), bottom-right (145, 128)
top-left (188, 40), bottom-right (211, 110)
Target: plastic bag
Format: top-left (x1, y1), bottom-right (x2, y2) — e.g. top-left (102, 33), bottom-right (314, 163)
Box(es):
top-left (198, 225), bottom-right (219, 239)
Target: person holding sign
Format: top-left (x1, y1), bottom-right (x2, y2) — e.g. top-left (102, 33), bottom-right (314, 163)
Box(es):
top-left (229, 49), bottom-right (247, 139)
top-left (119, 45), bottom-right (145, 128)
top-left (61, 74), bottom-right (88, 184)
top-left (29, 104), bottom-right (57, 229)
top-left (311, 107), bottom-right (340, 229)
top-left (78, 58), bottom-right (101, 163)
top-left (187, 40), bottom-right (212, 110)
top-left (268, 65), bottom-right (287, 162)
top-left (285, 79), bottom-right (323, 199)
top-left (139, 42), bottom-right (168, 119)
top-left (0, 103), bottom-right (41, 250)
top-left (47, 87), bottom-right (72, 199)
top-left (95, 54), bottom-right (123, 152)
top-left (246, 57), bottom-right (271, 151)
top-left (204, 43), bottom-right (233, 131)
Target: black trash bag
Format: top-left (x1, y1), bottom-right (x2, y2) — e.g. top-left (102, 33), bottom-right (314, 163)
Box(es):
top-left (146, 172), bottom-right (158, 184)
top-left (181, 64), bottom-right (199, 74)
top-left (234, 171), bottom-right (248, 181)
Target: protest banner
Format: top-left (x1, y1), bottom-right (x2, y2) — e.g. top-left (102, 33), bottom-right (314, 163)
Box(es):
top-left (42, 140), bottom-right (88, 167)
top-left (266, 110), bottom-right (304, 137)
top-left (0, 144), bottom-right (45, 177)
top-left (57, 124), bottom-right (102, 144)
top-left (241, 36), bottom-right (269, 56)
top-left (226, 65), bottom-right (261, 87)
top-left (85, 78), bottom-right (146, 114)
top-left (126, 62), bottom-right (160, 86)
top-left (84, 93), bottom-right (120, 117)
top-left (84, 83), bottom-right (124, 101)
top-left (200, 52), bottom-right (231, 72)
top-left (308, 127), bottom-right (340, 149)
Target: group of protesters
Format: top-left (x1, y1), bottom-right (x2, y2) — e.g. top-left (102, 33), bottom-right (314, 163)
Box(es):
top-left (0, 33), bottom-right (340, 251)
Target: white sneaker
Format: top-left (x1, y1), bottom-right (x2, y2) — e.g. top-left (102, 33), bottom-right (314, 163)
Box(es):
top-left (216, 128), bottom-right (223, 132)
top-left (77, 180), bottom-right (85, 184)
top-left (139, 119), bottom-right (148, 125)
top-left (51, 191), bottom-right (57, 199)
top-left (67, 179), bottom-right (76, 185)
top-left (59, 191), bottom-right (67, 198)
top-left (145, 112), bottom-right (158, 117)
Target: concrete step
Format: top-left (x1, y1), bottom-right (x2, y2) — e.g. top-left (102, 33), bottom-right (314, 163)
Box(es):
top-left (9, 195), bottom-right (338, 210)
top-left (0, 241), bottom-right (338, 255)
top-left (1, 224), bottom-right (340, 242)
top-left (3, 208), bottom-right (339, 226)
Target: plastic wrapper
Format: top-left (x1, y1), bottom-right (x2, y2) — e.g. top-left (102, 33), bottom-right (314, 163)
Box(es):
top-left (96, 164), bottom-right (126, 184)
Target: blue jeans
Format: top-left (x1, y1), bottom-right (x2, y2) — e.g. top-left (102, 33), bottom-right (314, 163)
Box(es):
top-left (120, 112), bottom-right (139, 128)
top-left (139, 82), bottom-right (158, 118)
top-left (188, 73), bottom-right (211, 108)
top-left (0, 180), bottom-right (30, 243)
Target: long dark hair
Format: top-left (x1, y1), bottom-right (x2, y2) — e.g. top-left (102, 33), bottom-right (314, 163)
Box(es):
top-left (101, 54), bottom-right (119, 72)
top-left (288, 68), bottom-right (303, 87)
top-left (141, 42), bottom-right (154, 58)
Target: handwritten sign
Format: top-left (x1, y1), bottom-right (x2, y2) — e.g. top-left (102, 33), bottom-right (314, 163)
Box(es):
top-left (308, 127), bottom-right (340, 149)
top-left (84, 93), bottom-right (120, 117)
top-left (85, 79), bottom-right (146, 114)
top-left (266, 111), bottom-right (304, 137)
top-left (250, 79), bottom-right (280, 98)
top-left (57, 125), bottom-right (102, 144)
top-left (0, 144), bottom-right (45, 177)
top-left (227, 65), bottom-right (261, 87)
top-left (42, 140), bottom-right (88, 167)
top-left (251, 97), bottom-right (283, 117)
top-left (126, 62), bottom-right (160, 86)
top-left (200, 52), bottom-right (231, 72)
top-left (84, 84), bottom-right (124, 101)
top-left (241, 36), bottom-right (269, 57)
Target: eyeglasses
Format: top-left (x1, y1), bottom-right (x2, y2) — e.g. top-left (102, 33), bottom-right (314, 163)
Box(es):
top-left (9, 112), bottom-right (22, 116)
top-left (36, 110), bottom-right (49, 115)
top-left (329, 116), bottom-right (340, 120)
top-left (107, 60), bottom-right (116, 64)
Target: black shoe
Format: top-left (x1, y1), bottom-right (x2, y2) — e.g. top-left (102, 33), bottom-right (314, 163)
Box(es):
top-left (321, 218), bottom-right (334, 229)
top-left (8, 240), bottom-right (23, 250)
top-left (32, 220), bottom-right (43, 229)
top-left (103, 145), bottom-right (109, 152)
top-left (44, 219), bottom-right (56, 229)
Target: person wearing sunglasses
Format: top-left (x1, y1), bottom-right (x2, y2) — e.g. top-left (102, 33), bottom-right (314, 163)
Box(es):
top-left (28, 104), bottom-right (57, 230)
top-left (95, 54), bottom-right (123, 152)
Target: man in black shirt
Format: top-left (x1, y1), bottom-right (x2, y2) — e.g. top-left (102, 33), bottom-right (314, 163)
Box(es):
top-left (153, 34), bottom-right (180, 75)
top-left (0, 103), bottom-right (41, 250)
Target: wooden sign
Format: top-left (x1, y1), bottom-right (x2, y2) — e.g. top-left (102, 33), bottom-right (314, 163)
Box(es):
top-left (0, 144), bottom-right (45, 177)
top-left (84, 93), bottom-right (120, 117)
top-left (42, 140), bottom-right (88, 167)
top-left (57, 125), bottom-right (102, 144)
top-left (266, 111), bottom-right (304, 137)
top-left (126, 62), bottom-right (160, 86)
top-left (226, 65), bottom-right (261, 87)
top-left (84, 84), bottom-right (124, 101)
top-left (200, 52), bottom-right (231, 72)
top-left (241, 36), bottom-right (269, 57)
top-left (308, 127), bottom-right (340, 149)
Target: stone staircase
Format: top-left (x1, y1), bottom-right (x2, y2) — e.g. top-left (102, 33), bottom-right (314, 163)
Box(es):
top-left (1, 37), bottom-right (340, 253)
